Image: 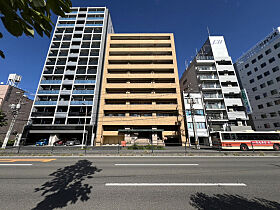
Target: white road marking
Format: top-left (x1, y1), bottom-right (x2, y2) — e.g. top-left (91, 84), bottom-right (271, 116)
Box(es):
top-left (0, 164), bottom-right (33, 166)
top-left (114, 164), bottom-right (199, 166)
top-left (105, 183), bottom-right (247, 187)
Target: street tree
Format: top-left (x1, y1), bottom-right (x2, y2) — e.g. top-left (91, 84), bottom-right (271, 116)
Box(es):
top-left (0, 0), bottom-right (72, 58)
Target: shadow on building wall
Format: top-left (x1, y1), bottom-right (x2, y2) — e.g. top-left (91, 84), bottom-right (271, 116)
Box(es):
top-left (32, 160), bottom-right (102, 210)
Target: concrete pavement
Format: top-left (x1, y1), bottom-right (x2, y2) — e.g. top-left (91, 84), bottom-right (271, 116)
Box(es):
top-left (0, 157), bottom-right (280, 209)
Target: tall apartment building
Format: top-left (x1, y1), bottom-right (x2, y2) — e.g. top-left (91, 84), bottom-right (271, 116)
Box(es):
top-left (180, 36), bottom-right (249, 137)
top-left (96, 34), bottom-right (186, 146)
top-left (25, 7), bottom-right (114, 146)
top-left (235, 27), bottom-right (280, 131)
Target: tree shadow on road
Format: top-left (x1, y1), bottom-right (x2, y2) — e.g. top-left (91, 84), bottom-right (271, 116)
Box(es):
top-left (32, 160), bottom-right (102, 210)
top-left (190, 192), bottom-right (280, 210)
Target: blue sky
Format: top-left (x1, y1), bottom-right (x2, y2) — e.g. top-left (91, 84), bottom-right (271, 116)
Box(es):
top-left (0, 0), bottom-right (279, 96)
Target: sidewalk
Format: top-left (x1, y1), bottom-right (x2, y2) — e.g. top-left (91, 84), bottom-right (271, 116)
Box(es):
top-left (0, 146), bottom-right (280, 156)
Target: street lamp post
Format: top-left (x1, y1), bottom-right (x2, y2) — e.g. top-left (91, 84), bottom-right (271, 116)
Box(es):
top-left (81, 103), bottom-right (87, 149)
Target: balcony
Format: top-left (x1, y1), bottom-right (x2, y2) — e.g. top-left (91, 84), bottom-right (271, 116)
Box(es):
top-left (196, 56), bottom-right (214, 61)
top-left (203, 93), bottom-right (223, 100)
top-left (74, 80), bottom-right (96, 84)
top-left (219, 75), bottom-right (238, 83)
top-left (227, 112), bottom-right (247, 120)
top-left (201, 84), bottom-right (221, 90)
top-left (72, 90), bottom-right (95, 94)
top-left (224, 98), bottom-right (243, 107)
top-left (34, 101), bottom-right (57, 105)
top-left (205, 104), bottom-right (225, 110)
top-left (87, 17), bottom-right (104, 20)
top-left (208, 115), bottom-right (228, 121)
top-left (60, 18), bottom-right (76, 20)
top-left (88, 11), bottom-right (104, 13)
top-left (31, 112), bottom-right (54, 117)
top-left (199, 75), bottom-right (218, 80)
top-left (63, 80), bottom-right (74, 85)
top-left (37, 90), bottom-right (59, 94)
top-left (57, 24), bottom-right (75, 27)
top-left (85, 24), bottom-right (103, 27)
top-left (41, 80), bottom-right (62, 84)
top-left (64, 70), bottom-right (75, 75)
top-left (55, 112), bottom-right (68, 118)
top-left (60, 90), bottom-right (71, 95)
top-left (58, 101), bottom-right (69, 106)
top-left (70, 101), bottom-right (93, 105)
top-left (196, 66), bottom-right (216, 72)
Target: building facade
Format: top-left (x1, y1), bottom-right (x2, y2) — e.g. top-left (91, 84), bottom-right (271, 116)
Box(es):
top-left (96, 33), bottom-right (186, 146)
top-left (0, 85), bottom-right (33, 145)
top-left (182, 92), bottom-right (210, 146)
top-left (25, 7), bottom-right (114, 145)
top-left (180, 36), bottom-right (250, 138)
top-left (234, 27), bottom-right (280, 131)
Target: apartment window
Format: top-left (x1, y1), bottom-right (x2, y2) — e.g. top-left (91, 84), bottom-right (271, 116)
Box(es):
top-left (261, 114), bottom-right (267, 118)
top-left (187, 123), bottom-right (193, 129)
top-left (255, 95), bottom-right (260, 100)
top-left (269, 57), bottom-right (275, 63)
top-left (249, 79), bottom-right (254, 83)
top-left (247, 71), bottom-right (252, 76)
top-left (264, 71), bottom-right (270, 76)
top-left (270, 112), bottom-right (277, 117)
top-left (195, 110), bottom-right (204, 115)
top-left (196, 122), bottom-right (206, 129)
top-left (276, 76), bottom-right (280, 82)
top-left (251, 59), bottom-right (257, 64)
top-left (245, 64), bottom-right (249, 68)
top-left (254, 67), bottom-right (258, 72)
top-left (266, 102), bottom-right (273, 107)
top-left (271, 89), bottom-right (278, 95)
top-left (274, 122), bottom-right (280, 128)
top-left (258, 54), bottom-right (263, 60)
top-left (258, 104), bottom-right (264, 109)
top-left (263, 92), bottom-right (268, 98)
top-left (257, 74), bottom-right (263, 80)
top-left (260, 62), bottom-right (266, 68)
top-left (264, 123), bottom-right (271, 128)
top-left (267, 80), bottom-right (274, 86)
top-left (272, 66), bottom-right (279, 72)
top-left (260, 83), bottom-right (266, 88)
top-left (252, 87), bottom-right (257, 92)
top-left (275, 99), bottom-right (280, 105)
top-left (265, 49), bottom-right (272, 55)
top-left (274, 42), bottom-right (280, 49)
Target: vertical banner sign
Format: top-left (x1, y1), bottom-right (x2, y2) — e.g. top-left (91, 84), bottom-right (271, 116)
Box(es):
top-left (241, 89), bottom-right (252, 114)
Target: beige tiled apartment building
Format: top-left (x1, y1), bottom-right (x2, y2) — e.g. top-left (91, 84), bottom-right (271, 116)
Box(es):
top-left (95, 33), bottom-right (186, 146)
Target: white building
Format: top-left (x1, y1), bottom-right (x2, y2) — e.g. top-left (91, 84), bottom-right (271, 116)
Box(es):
top-left (25, 7), bottom-right (114, 146)
top-left (183, 92), bottom-right (211, 146)
top-left (235, 27), bottom-right (280, 131)
top-left (180, 36), bottom-right (250, 143)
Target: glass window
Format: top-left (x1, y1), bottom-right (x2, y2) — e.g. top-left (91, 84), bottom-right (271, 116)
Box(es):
top-left (196, 122), bottom-right (206, 129)
top-left (272, 66), bottom-right (279, 72)
top-left (264, 71), bottom-right (270, 76)
top-left (261, 62), bottom-right (266, 68)
top-left (274, 42), bottom-right (280, 49)
top-left (265, 49), bottom-right (272, 55)
top-left (269, 57), bottom-right (275, 63)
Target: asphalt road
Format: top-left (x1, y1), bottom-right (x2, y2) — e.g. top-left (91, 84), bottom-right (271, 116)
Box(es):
top-left (0, 157), bottom-right (280, 210)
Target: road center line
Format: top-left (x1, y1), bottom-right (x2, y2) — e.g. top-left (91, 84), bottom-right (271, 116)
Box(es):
top-left (0, 164), bottom-right (33, 166)
top-left (105, 183), bottom-right (247, 187)
top-left (114, 164), bottom-right (199, 166)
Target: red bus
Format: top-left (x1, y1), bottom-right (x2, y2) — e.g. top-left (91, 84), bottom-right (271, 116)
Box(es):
top-left (211, 131), bottom-right (280, 151)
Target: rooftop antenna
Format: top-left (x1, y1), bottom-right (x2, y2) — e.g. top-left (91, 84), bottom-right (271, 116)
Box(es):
top-left (207, 26), bottom-right (211, 36)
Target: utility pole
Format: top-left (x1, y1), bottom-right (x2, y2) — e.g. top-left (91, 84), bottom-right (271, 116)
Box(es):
top-left (2, 103), bottom-right (21, 149)
top-left (188, 94), bottom-right (200, 150)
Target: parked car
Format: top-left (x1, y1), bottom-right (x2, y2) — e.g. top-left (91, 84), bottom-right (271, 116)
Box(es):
top-left (36, 139), bottom-right (48, 146)
top-left (65, 139), bottom-right (81, 146)
top-left (54, 139), bottom-right (67, 146)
